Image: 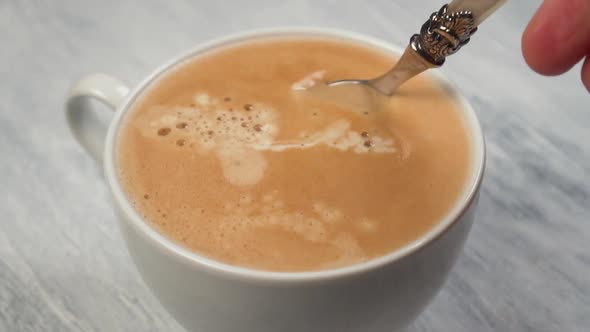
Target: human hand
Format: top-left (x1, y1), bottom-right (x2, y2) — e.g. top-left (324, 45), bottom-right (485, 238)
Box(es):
top-left (522, 0), bottom-right (590, 92)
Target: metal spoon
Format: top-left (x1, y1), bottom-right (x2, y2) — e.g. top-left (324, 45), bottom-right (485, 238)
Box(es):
top-left (327, 0), bottom-right (509, 96)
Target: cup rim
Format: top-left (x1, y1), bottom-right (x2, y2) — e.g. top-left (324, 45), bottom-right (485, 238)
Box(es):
top-left (104, 26), bottom-right (486, 283)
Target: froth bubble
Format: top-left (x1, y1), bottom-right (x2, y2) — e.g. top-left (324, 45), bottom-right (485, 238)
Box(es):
top-left (158, 127), bottom-right (171, 136)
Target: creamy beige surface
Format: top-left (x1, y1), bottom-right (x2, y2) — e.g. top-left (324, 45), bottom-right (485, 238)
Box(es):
top-left (117, 37), bottom-right (471, 272)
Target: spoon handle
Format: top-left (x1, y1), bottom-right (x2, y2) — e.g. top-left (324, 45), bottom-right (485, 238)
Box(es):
top-left (410, 0), bottom-right (508, 66)
top-left (368, 0), bottom-right (509, 95)
top-left (448, 0), bottom-right (509, 26)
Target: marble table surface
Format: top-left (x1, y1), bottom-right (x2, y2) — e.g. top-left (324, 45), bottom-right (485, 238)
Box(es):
top-left (1, 0), bottom-right (589, 331)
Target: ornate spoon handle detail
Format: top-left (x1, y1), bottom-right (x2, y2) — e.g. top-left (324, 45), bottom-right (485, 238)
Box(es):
top-left (410, 4), bottom-right (478, 66)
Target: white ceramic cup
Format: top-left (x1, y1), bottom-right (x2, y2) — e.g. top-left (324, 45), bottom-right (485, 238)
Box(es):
top-left (66, 28), bottom-right (485, 332)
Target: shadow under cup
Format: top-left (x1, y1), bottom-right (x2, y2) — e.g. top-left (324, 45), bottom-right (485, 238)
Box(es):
top-left (75, 28), bottom-right (485, 332)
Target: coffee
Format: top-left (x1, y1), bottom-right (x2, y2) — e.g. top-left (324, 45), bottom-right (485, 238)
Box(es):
top-left (117, 37), bottom-right (471, 272)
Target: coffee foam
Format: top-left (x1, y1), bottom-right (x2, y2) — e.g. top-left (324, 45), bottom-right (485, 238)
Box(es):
top-left (211, 191), bottom-right (368, 266)
top-left (264, 120), bottom-right (396, 153)
top-left (139, 92), bottom-right (397, 186)
top-left (291, 70), bottom-right (326, 90)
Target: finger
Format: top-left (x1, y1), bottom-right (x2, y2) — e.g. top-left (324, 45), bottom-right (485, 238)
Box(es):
top-left (522, 0), bottom-right (590, 76)
top-left (582, 56), bottom-right (590, 92)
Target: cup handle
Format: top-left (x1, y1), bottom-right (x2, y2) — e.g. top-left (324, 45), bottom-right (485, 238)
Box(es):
top-left (66, 73), bottom-right (130, 163)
